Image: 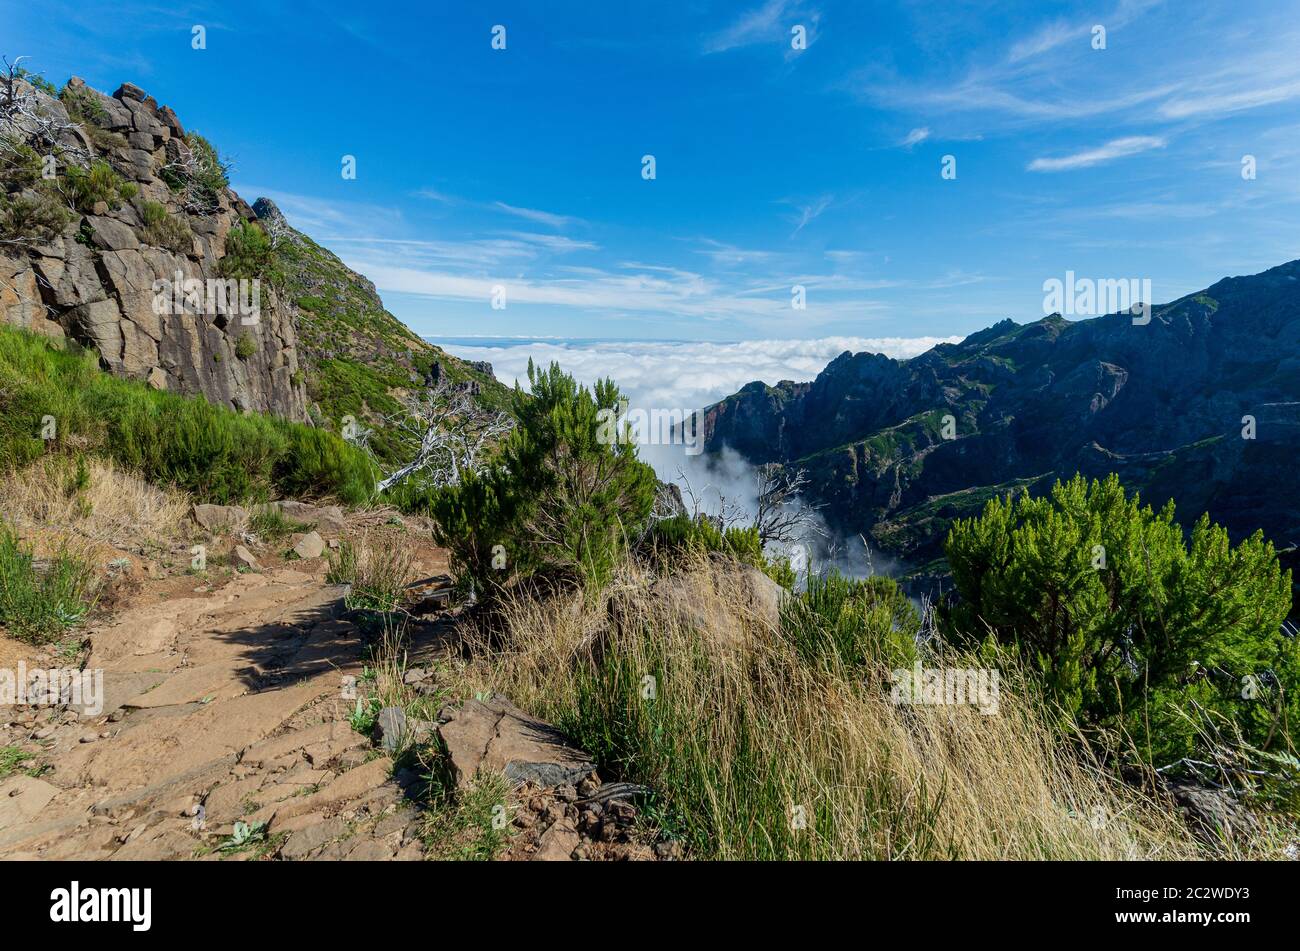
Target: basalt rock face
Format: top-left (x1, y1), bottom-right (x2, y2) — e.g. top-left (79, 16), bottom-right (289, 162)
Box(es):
top-left (703, 260), bottom-right (1300, 566)
top-left (1, 77), bottom-right (309, 419)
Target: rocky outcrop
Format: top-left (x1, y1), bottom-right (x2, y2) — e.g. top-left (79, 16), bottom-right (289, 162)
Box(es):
top-left (1, 77), bottom-right (307, 418)
top-left (704, 261), bottom-right (1300, 569)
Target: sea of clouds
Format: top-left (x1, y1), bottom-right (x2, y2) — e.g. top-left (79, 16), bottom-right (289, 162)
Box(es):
top-left (436, 335), bottom-right (959, 580)
top-left (435, 335), bottom-right (959, 414)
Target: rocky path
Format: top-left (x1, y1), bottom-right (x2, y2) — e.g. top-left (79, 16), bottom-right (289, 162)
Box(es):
top-left (0, 557), bottom-right (434, 860)
top-left (1, 507), bottom-right (669, 861)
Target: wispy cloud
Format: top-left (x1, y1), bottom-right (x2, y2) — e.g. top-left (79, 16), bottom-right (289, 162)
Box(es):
top-left (1160, 77), bottom-right (1300, 120)
top-left (787, 194), bottom-right (833, 235)
top-left (900, 127), bottom-right (931, 149)
top-left (704, 0), bottom-right (818, 54)
top-left (412, 188), bottom-right (583, 229)
top-left (1027, 135), bottom-right (1166, 172)
top-left (492, 201), bottom-right (579, 229)
top-left (857, 3), bottom-right (1300, 130)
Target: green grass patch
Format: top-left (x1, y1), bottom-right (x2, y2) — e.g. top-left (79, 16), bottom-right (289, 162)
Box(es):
top-left (0, 524), bottom-right (98, 644)
top-left (0, 327), bottom-right (376, 505)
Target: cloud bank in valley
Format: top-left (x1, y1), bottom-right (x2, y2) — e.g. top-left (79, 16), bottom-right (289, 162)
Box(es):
top-left (436, 335), bottom-right (961, 415)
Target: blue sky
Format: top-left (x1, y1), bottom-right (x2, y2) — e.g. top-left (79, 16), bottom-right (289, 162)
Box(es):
top-left (10, 0), bottom-right (1300, 341)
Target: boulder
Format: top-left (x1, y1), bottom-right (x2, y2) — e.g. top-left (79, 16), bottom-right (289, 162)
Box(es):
top-left (192, 503), bottom-right (247, 533)
top-left (437, 694), bottom-right (595, 790)
top-left (68, 299), bottom-right (125, 368)
top-left (86, 215), bottom-right (140, 252)
top-left (232, 545), bottom-right (259, 570)
top-left (292, 531), bottom-right (326, 560)
top-left (114, 81), bottom-right (148, 101)
top-left (533, 816), bottom-right (580, 861)
top-left (276, 501), bottom-right (346, 536)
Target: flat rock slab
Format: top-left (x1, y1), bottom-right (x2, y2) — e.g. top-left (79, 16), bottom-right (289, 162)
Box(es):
top-left (438, 695), bottom-right (594, 790)
top-left (63, 677), bottom-right (332, 792)
top-left (0, 776), bottom-right (60, 832)
top-left (124, 662), bottom-right (250, 709)
top-left (68, 669), bottom-right (167, 718)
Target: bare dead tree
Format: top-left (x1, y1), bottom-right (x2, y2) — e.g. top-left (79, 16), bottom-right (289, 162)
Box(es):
top-left (374, 378), bottom-right (513, 494)
top-left (1, 57), bottom-right (89, 164)
top-left (674, 465), bottom-right (748, 531)
top-left (261, 211), bottom-right (293, 250)
top-left (754, 464), bottom-right (825, 546)
top-left (667, 462), bottom-right (823, 549)
top-left (158, 142), bottom-right (224, 215)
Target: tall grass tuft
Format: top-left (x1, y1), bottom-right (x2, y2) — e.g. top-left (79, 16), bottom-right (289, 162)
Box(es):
top-left (0, 523), bottom-right (99, 644)
top-left (443, 553), bottom-right (1211, 860)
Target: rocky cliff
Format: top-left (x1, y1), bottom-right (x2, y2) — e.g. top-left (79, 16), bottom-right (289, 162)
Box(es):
top-left (703, 260), bottom-right (1300, 568)
top-left (1, 76), bottom-right (308, 419)
top-left (0, 72), bottom-right (505, 444)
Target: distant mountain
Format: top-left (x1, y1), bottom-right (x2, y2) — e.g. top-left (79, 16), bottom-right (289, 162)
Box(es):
top-left (702, 261), bottom-right (1300, 576)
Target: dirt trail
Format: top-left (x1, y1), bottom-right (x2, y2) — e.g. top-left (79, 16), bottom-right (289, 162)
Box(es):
top-left (0, 535), bottom-right (449, 861)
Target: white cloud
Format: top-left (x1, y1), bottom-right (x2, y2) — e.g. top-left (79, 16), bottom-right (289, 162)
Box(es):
top-left (493, 201), bottom-right (577, 229)
top-left (900, 127), bottom-right (931, 148)
top-left (349, 257), bottom-right (896, 327)
top-left (788, 194), bottom-right (833, 235)
top-left (705, 0), bottom-right (787, 52)
top-left (1027, 135), bottom-right (1165, 172)
top-left (436, 336), bottom-right (960, 413)
top-left (705, 0), bottom-right (818, 54)
top-left (1159, 77), bottom-right (1300, 120)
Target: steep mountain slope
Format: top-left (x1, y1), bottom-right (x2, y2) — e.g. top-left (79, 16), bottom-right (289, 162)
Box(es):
top-left (250, 198), bottom-right (509, 463)
top-left (0, 74), bottom-right (504, 460)
top-left (703, 261), bottom-right (1300, 566)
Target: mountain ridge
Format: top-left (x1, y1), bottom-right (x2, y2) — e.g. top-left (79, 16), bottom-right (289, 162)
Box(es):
top-left (701, 260), bottom-right (1300, 570)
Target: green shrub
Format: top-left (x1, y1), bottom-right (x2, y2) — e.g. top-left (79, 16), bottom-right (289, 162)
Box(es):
top-left (941, 473), bottom-right (1296, 766)
top-left (0, 138), bottom-right (45, 189)
top-left (219, 221), bottom-right (277, 281)
top-left (14, 68), bottom-right (58, 97)
top-left (0, 327), bottom-right (375, 505)
top-left (137, 199), bottom-right (190, 252)
top-left (646, 513), bottom-right (795, 587)
top-left (0, 192), bottom-right (69, 245)
top-left (181, 132), bottom-right (228, 193)
top-left (60, 160), bottom-right (128, 212)
top-left (160, 132), bottom-right (229, 209)
top-left (234, 332), bottom-right (257, 360)
top-left (59, 83), bottom-right (108, 126)
top-left (249, 505), bottom-right (309, 542)
top-left (428, 360), bottom-right (657, 594)
top-left (325, 538), bottom-right (413, 613)
top-left (325, 539), bottom-right (359, 585)
top-left (781, 570), bottom-right (920, 674)
top-left (0, 523), bottom-right (98, 644)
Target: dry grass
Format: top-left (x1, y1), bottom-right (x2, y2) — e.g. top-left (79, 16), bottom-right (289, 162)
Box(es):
top-left (0, 455), bottom-right (189, 551)
top-left (326, 533), bottom-right (416, 612)
top-left (441, 555), bottom-right (1216, 861)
